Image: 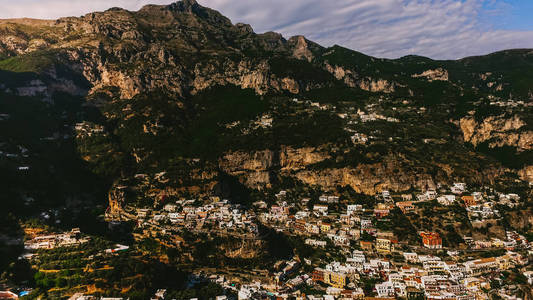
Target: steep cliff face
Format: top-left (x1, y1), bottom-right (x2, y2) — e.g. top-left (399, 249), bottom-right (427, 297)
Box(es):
top-left (0, 1), bottom-right (333, 100)
top-left (459, 115), bottom-right (533, 151)
top-left (190, 58), bottom-right (321, 96)
top-left (279, 146), bottom-right (330, 171)
top-left (219, 150), bottom-right (276, 189)
top-left (288, 35), bottom-right (321, 62)
top-left (292, 166), bottom-right (434, 195)
top-left (322, 62), bottom-right (397, 93)
top-left (218, 147), bottom-right (334, 190)
top-left (216, 146), bottom-right (505, 195)
top-left (358, 77), bottom-right (396, 93)
top-left (324, 62), bottom-right (358, 87)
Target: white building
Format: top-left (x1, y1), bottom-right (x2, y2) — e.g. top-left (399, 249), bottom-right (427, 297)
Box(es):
top-left (375, 281), bottom-right (395, 297)
top-left (437, 195), bottom-right (456, 206)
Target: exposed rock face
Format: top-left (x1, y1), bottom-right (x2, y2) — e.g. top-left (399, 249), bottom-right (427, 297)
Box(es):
top-left (0, 2), bottom-right (330, 100)
top-left (324, 63), bottom-right (358, 87)
top-left (219, 150), bottom-right (275, 189)
top-left (217, 146), bottom-right (505, 195)
top-left (459, 115), bottom-right (533, 151)
top-left (190, 59), bottom-right (311, 95)
top-left (412, 68), bottom-right (449, 81)
top-left (0, 35), bottom-right (28, 55)
top-left (288, 35), bottom-right (315, 62)
top-left (519, 165), bottom-right (533, 183)
top-left (1, 0), bottom-right (531, 207)
top-left (292, 164), bottom-right (436, 195)
top-left (358, 77), bottom-right (396, 93)
top-left (218, 147), bottom-right (332, 190)
top-left (279, 146), bottom-right (330, 170)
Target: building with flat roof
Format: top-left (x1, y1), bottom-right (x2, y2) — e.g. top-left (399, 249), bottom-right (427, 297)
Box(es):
top-left (420, 232), bottom-right (442, 249)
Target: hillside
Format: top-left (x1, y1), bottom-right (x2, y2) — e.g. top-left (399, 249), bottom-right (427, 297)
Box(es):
top-left (0, 0), bottom-right (531, 219)
top-left (0, 1), bottom-right (532, 298)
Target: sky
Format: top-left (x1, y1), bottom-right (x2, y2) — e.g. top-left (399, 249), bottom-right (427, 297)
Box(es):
top-left (1, 0), bottom-right (533, 59)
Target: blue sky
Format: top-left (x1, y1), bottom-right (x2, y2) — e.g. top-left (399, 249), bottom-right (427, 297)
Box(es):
top-left (484, 0), bottom-right (533, 30)
top-left (479, 0), bottom-right (533, 31)
top-left (1, 0), bottom-right (533, 59)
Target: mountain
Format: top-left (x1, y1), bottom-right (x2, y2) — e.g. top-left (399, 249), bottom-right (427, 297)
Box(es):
top-left (1, 0), bottom-right (531, 208)
top-left (0, 1), bottom-right (532, 295)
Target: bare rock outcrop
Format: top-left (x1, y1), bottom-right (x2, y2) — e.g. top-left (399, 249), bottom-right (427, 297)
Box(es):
top-left (288, 35), bottom-right (315, 62)
top-left (324, 63), bottom-right (358, 87)
top-left (412, 68), bottom-right (449, 82)
top-left (459, 115), bottom-right (533, 151)
top-left (219, 150), bottom-right (275, 189)
top-left (519, 165), bottom-right (533, 184)
top-left (358, 77), bottom-right (396, 93)
top-left (279, 146), bottom-right (330, 171)
top-left (292, 163), bottom-right (436, 195)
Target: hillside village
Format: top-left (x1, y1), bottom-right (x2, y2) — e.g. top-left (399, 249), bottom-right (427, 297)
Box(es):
top-left (1, 1), bottom-right (533, 299)
top-left (2, 90), bottom-right (532, 300)
top-left (25, 181), bottom-right (524, 300)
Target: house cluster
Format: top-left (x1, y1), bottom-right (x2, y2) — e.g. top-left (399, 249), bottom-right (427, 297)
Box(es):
top-left (238, 183), bottom-right (532, 299)
top-left (24, 228), bottom-right (88, 250)
top-left (131, 198), bottom-right (259, 237)
top-left (261, 191), bottom-right (447, 251)
top-left (349, 133), bottom-right (371, 145)
top-left (91, 180), bottom-right (532, 299)
top-left (396, 184), bottom-right (520, 223)
top-left (0, 113), bottom-right (10, 121)
top-left (488, 99), bottom-right (532, 108)
top-left (260, 198), bottom-right (365, 247)
top-left (463, 230), bottom-right (529, 250)
top-left (74, 122), bottom-right (106, 138)
top-left (255, 114), bottom-right (273, 129)
top-left (290, 97), bottom-right (336, 111)
top-left (309, 249), bottom-right (528, 299)
top-left (356, 109), bottom-right (400, 123)
top-left (0, 143), bottom-right (30, 171)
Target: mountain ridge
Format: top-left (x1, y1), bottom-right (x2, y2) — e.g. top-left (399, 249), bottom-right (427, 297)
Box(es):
top-left (0, 0), bottom-right (531, 216)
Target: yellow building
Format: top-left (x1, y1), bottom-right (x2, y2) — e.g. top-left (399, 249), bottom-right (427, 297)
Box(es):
top-left (320, 222), bottom-right (332, 233)
top-left (324, 271), bottom-right (347, 288)
top-left (498, 255), bottom-right (511, 270)
top-left (492, 240), bottom-right (504, 248)
top-left (376, 238), bottom-right (394, 254)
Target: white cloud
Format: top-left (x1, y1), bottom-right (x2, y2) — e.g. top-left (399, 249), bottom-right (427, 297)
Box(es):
top-left (0, 0), bottom-right (532, 59)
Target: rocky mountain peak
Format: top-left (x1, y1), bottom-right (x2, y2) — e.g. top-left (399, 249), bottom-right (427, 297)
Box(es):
top-left (235, 23), bottom-right (254, 34)
top-left (168, 0), bottom-right (200, 13)
top-left (288, 35), bottom-right (323, 62)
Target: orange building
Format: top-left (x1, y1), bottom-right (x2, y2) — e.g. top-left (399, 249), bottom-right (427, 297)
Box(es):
top-left (312, 268), bottom-right (325, 282)
top-left (360, 240), bottom-right (373, 251)
top-left (396, 201), bottom-right (415, 213)
top-left (294, 219), bottom-right (307, 233)
top-left (461, 195), bottom-right (477, 207)
top-left (420, 232), bottom-right (442, 249)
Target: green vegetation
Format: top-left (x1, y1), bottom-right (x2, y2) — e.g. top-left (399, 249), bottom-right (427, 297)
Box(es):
top-left (270, 56), bottom-right (336, 83)
top-left (0, 50), bottom-right (56, 73)
top-left (22, 238), bottom-right (200, 300)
